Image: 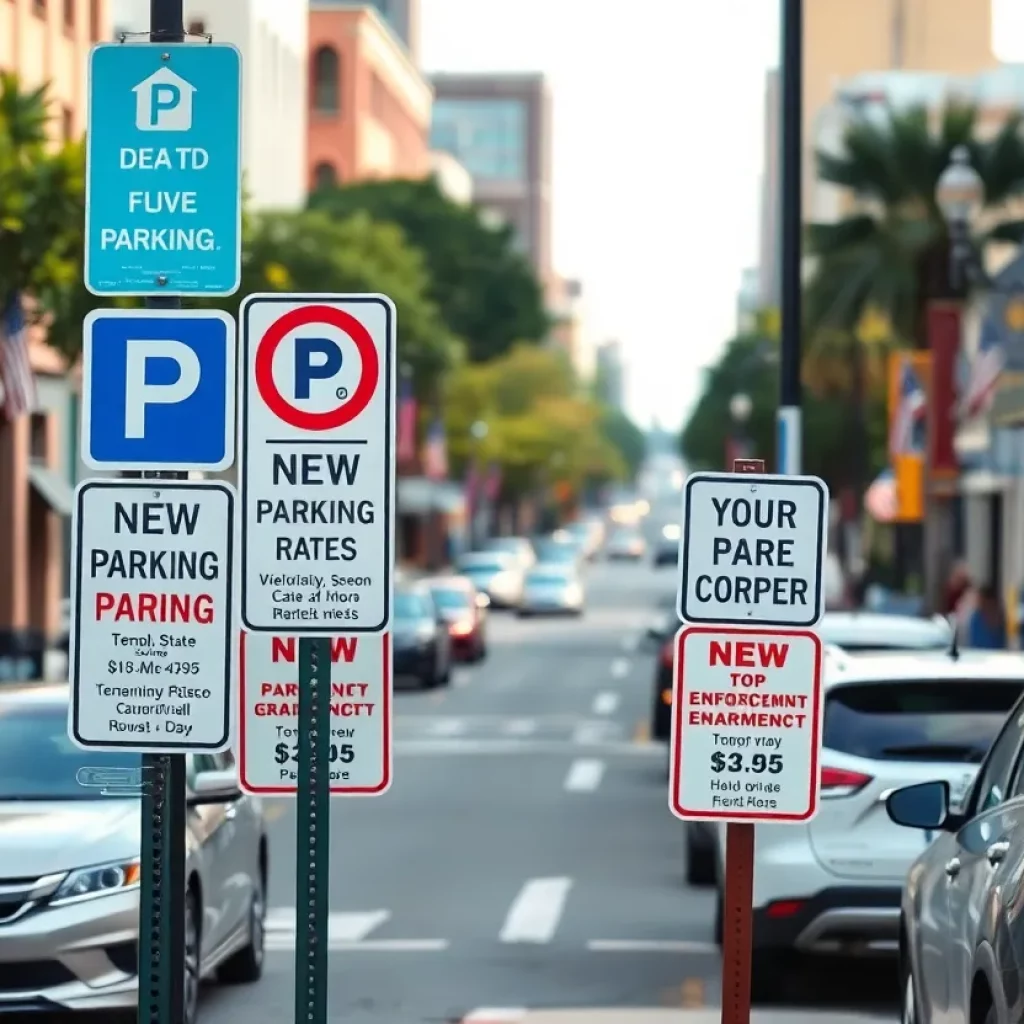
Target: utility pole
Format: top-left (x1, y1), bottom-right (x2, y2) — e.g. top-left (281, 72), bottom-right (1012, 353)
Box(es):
top-left (777, 0), bottom-right (803, 477)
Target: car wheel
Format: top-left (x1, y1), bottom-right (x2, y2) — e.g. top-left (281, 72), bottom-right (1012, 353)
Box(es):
top-left (685, 828), bottom-right (716, 887)
top-left (183, 887), bottom-right (201, 1024)
top-left (218, 868), bottom-right (266, 984)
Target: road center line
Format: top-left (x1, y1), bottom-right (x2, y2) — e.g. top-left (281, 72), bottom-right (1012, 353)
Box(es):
top-left (462, 1010), bottom-right (527, 1023)
top-left (610, 657), bottom-right (630, 679)
top-left (499, 877), bottom-right (573, 943)
top-left (564, 758), bottom-right (604, 791)
top-left (592, 692), bottom-right (619, 715)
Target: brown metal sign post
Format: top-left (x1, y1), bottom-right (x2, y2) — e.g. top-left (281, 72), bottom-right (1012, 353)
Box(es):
top-left (718, 457), bottom-right (764, 1024)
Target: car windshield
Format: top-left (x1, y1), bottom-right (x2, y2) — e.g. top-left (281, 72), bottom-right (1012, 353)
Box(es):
top-left (431, 587), bottom-right (471, 610)
top-left (528, 570), bottom-right (570, 585)
top-left (0, 703), bottom-right (141, 800)
top-left (394, 591), bottom-right (431, 618)
top-left (459, 559), bottom-right (505, 574)
top-left (823, 680), bottom-right (1023, 763)
top-left (535, 544), bottom-right (575, 561)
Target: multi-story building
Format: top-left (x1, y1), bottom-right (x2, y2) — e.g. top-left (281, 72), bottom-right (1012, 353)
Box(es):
top-left (110, 0), bottom-right (309, 210)
top-left (595, 340), bottom-right (625, 412)
top-left (547, 277), bottom-right (591, 379)
top-left (0, 0), bottom-right (112, 682)
top-left (308, 3), bottom-right (432, 187)
top-left (430, 72), bottom-right (553, 287)
top-left (313, 0), bottom-right (419, 62)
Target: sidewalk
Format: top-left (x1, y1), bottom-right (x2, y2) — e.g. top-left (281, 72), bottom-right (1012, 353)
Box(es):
top-left (464, 1011), bottom-right (894, 1024)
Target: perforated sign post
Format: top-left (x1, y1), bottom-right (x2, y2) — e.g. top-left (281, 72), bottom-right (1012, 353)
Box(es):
top-left (239, 293), bottom-right (396, 1024)
top-left (673, 459), bottom-right (829, 1024)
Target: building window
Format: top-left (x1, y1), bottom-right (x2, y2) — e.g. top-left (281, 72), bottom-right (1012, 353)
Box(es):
top-left (187, 18), bottom-right (206, 35)
top-left (61, 106), bottom-right (73, 141)
top-left (312, 46), bottom-right (340, 114)
top-left (313, 162), bottom-right (338, 189)
top-left (430, 99), bottom-right (527, 182)
top-left (62, 0), bottom-right (73, 30)
top-left (33, 0), bottom-right (46, 18)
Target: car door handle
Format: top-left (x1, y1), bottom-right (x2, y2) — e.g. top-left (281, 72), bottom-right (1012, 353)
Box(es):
top-left (945, 857), bottom-right (961, 878)
top-left (987, 841), bottom-right (1011, 866)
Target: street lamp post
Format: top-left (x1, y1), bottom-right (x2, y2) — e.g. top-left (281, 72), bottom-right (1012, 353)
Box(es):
top-left (936, 145), bottom-right (986, 293)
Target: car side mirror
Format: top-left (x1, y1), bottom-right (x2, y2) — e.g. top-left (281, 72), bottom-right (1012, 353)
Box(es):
top-left (886, 780), bottom-right (950, 831)
top-left (476, 592), bottom-right (490, 610)
top-left (189, 768), bottom-right (241, 806)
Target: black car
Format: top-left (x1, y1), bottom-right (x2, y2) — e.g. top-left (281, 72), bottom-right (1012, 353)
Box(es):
top-left (425, 576), bottom-right (489, 662)
top-left (391, 583), bottom-right (452, 689)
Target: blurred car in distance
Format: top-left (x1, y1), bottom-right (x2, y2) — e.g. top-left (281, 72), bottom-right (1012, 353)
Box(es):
top-left (480, 535), bottom-right (536, 572)
top-left (532, 534), bottom-right (583, 569)
top-left (454, 551), bottom-right (524, 609)
top-left (391, 582), bottom-right (452, 688)
top-left (0, 685), bottom-right (266, 1023)
top-left (564, 518), bottom-right (604, 560)
top-left (712, 650), bottom-right (1024, 1000)
top-left (605, 525), bottom-right (646, 560)
top-left (519, 564), bottom-right (585, 617)
top-left (425, 575), bottom-right (488, 662)
top-left (888, 688), bottom-right (1024, 1024)
top-left (652, 522), bottom-right (680, 566)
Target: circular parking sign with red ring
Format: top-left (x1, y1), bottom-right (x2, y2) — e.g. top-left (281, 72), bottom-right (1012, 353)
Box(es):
top-left (253, 304), bottom-right (380, 432)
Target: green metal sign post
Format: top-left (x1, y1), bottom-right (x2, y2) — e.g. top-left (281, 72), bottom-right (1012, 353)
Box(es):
top-left (295, 637), bottom-right (333, 1022)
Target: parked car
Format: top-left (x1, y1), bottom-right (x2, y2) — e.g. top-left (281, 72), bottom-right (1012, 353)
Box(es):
top-left (480, 536), bottom-right (536, 572)
top-left (564, 518), bottom-right (604, 560)
top-left (454, 552), bottom-right (524, 609)
top-left (711, 649), bottom-right (1024, 1000)
top-left (519, 564), bottom-right (585, 617)
top-left (888, 687), bottom-right (1024, 1024)
top-left (605, 525), bottom-right (646, 560)
top-left (0, 684), bottom-right (267, 1023)
top-left (391, 583), bottom-right (452, 688)
top-left (425, 575), bottom-right (488, 662)
top-left (652, 522), bottom-right (681, 566)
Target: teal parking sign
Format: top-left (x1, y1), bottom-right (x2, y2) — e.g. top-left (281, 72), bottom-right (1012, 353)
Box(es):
top-left (84, 43), bottom-right (242, 297)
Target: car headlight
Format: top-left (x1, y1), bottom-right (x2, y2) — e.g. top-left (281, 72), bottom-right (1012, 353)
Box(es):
top-left (52, 859), bottom-right (141, 905)
top-left (662, 524), bottom-right (681, 541)
top-left (415, 623), bottom-right (435, 641)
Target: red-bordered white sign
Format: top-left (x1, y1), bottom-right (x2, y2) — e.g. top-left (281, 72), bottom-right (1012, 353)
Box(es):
top-left (239, 293), bottom-right (396, 635)
top-left (238, 631), bottom-right (391, 797)
top-left (669, 625), bottom-right (823, 823)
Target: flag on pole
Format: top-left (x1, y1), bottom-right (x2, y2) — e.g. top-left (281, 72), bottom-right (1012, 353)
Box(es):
top-left (422, 418), bottom-right (448, 480)
top-left (397, 373), bottom-right (418, 463)
top-left (960, 316), bottom-right (1005, 419)
top-left (889, 358), bottom-right (926, 457)
top-left (0, 293), bottom-right (37, 420)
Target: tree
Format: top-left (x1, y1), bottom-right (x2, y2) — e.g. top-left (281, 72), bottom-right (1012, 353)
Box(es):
top-left (308, 177), bottom-right (549, 361)
top-left (597, 406), bottom-right (646, 481)
top-left (0, 73), bottom-right (84, 330)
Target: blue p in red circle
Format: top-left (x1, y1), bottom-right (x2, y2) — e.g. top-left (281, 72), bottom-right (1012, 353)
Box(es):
top-left (254, 305), bottom-right (380, 431)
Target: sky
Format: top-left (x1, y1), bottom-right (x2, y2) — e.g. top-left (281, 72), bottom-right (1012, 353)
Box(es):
top-left (421, 0), bottom-right (1024, 432)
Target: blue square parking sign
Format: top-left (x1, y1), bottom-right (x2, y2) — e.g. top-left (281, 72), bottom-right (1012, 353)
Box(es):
top-left (82, 309), bottom-right (235, 471)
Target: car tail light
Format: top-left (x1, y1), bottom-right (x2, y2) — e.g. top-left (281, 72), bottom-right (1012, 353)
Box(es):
top-left (659, 640), bottom-right (674, 669)
top-left (820, 765), bottom-right (873, 799)
top-left (449, 619), bottom-right (474, 638)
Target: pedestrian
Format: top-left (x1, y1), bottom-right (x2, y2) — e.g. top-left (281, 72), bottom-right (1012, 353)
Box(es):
top-left (966, 584), bottom-right (1007, 650)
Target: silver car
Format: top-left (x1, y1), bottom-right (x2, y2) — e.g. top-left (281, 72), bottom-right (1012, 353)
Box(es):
top-left (518, 564), bottom-right (585, 617)
top-left (0, 685), bottom-right (267, 1021)
top-left (455, 551), bottom-right (524, 609)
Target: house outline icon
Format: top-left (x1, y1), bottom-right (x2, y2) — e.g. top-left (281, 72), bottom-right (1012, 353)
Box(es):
top-left (132, 67), bottom-right (196, 132)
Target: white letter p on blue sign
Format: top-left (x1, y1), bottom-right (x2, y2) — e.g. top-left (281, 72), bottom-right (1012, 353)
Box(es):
top-left (124, 339), bottom-right (201, 439)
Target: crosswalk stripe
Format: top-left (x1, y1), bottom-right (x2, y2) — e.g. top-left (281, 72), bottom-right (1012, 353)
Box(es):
top-left (564, 759), bottom-right (604, 792)
top-left (499, 878), bottom-right (572, 944)
top-left (265, 909), bottom-right (389, 942)
top-left (502, 718), bottom-right (537, 736)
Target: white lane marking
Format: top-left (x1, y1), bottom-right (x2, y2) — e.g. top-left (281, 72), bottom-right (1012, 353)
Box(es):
top-left (265, 909), bottom-right (389, 941)
top-left (266, 939), bottom-right (448, 952)
top-left (502, 718), bottom-right (537, 736)
top-left (462, 1010), bottom-right (527, 1023)
top-left (564, 758), bottom-right (604, 792)
top-left (587, 939), bottom-right (719, 953)
top-left (572, 722), bottom-right (613, 744)
top-left (427, 718), bottom-right (466, 736)
top-left (499, 877), bottom-right (573, 943)
top-left (610, 658), bottom-right (630, 679)
top-left (592, 692), bottom-right (620, 715)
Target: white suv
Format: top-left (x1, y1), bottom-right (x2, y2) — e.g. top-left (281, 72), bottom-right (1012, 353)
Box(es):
top-left (711, 648), bottom-right (1024, 996)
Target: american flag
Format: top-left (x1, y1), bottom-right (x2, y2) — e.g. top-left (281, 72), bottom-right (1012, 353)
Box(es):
top-left (422, 418), bottom-right (448, 480)
top-left (0, 293), bottom-right (37, 420)
top-left (959, 315), bottom-right (1005, 419)
top-left (889, 358), bottom-right (927, 457)
top-left (397, 372), bottom-right (418, 463)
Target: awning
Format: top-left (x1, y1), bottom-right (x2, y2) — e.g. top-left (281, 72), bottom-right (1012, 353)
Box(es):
top-left (28, 463), bottom-right (74, 517)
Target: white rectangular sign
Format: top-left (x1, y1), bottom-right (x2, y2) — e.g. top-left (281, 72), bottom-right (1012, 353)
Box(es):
top-left (669, 626), bottom-right (823, 823)
top-left (677, 471), bottom-right (828, 627)
top-left (239, 294), bottom-right (396, 634)
top-left (238, 632), bottom-right (391, 796)
top-left (69, 480), bottom-right (235, 752)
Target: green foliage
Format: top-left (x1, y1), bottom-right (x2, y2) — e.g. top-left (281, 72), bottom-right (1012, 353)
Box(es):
top-left (598, 405), bottom-right (646, 479)
top-left (680, 333), bottom-right (888, 492)
top-left (309, 177), bottom-right (550, 361)
top-left (805, 102), bottom-right (1024, 347)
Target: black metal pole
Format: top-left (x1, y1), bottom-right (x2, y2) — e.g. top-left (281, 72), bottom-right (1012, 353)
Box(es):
top-left (134, 7), bottom-right (186, 1024)
top-left (777, 0), bottom-right (803, 475)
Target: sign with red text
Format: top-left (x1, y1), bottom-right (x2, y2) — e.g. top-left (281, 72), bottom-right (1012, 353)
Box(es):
top-left (669, 625), bottom-right (823, 823)
top-left (69, 479), bottom-right (235, 753)
top-left (238, 631), bottom-right (391, 796)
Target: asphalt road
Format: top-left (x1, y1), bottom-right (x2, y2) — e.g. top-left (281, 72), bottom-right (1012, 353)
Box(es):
top-left (197, 559), bottom-right (899, 1024)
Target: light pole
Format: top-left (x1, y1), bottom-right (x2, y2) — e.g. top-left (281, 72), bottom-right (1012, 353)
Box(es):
top-left (469, 420), bottom-right (488, 547)
top-left (936, 145), bottom-right (986, 293)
